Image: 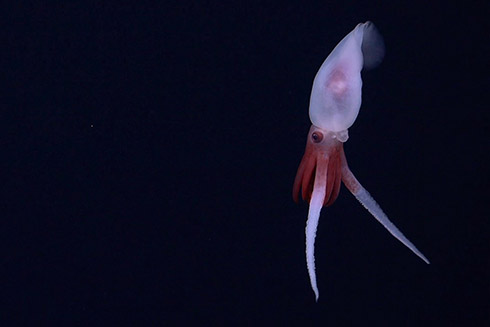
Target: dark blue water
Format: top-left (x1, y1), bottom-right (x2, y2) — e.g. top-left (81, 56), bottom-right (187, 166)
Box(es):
top-left (2, 1), bottom-right (488, 325)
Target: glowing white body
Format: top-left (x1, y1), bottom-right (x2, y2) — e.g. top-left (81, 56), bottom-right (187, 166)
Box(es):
top-left (309, 22), bottom-right (384, 141)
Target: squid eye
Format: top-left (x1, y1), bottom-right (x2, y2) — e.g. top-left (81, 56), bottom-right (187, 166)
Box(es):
top-left (311, 131), bottom-right (324, 143)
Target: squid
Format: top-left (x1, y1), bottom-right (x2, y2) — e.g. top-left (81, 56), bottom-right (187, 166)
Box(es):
top-left (293, 22), bottom-right (430, 301)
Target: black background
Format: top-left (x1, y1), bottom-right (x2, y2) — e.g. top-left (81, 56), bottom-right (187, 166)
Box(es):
top-left (2, 1), bottom-right (488, 325)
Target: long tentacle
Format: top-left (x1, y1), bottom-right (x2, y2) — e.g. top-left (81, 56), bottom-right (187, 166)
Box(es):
top-left (341, 154), bottom-right (430, 264)
top-left (306, 158), bottom-right (328, 301)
